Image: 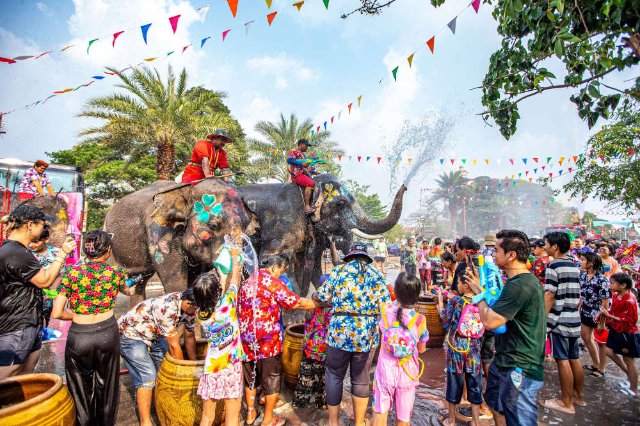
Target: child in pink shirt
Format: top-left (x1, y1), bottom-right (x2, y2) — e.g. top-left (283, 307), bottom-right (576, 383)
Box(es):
top-left (372, 273), bottom-right (428, 426)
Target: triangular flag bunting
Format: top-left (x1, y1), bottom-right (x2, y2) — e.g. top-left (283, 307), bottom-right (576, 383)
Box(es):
top-left (267, 11), bottom-right (278, 26)
top-left (222, 30), bottom-right (231, 41)
top-left (266, 0), bottom-right (273, 8)
top-left (331, 116), bottom-right (334, 124)
top-left (392, 66), bottom-right (399, 81)
top-left (348, 103), bottom-right (353, 113)
top-left (245, 20), bottom-right (255, 35)
top-left (426, 36), bottom-right (435, 53)
top-left (0, 57), bottom-right (17, 64)
top-left (546, 156), bottom-right (552, 164)
top-left (166, 51), bottom-right (174, 56)
top-left (87, 38), bottom-right (99, 54)
top-left (323, 121), bottom-right (327, 130)
top-left (407, 53), bottom-right (414, 68)
top-left (473, 159), bottom-right (477, 165)
top-left (573, 155), bottom-right (579, 162)
top-left (408, 158), bottom-right (413, 165)
top-left (439, 159), bottom-right (444, 165)
top-left (322, 0), bottom-right (329, 9)
top-left (542, 166), bottom-right (546, 171)
top-left (522, 158), bottom-right (527, 164)
top-left (559, 170), bottom-right (563, 175)
top-left (529, 177), bottom-right (533, 182)
top-left (36, 51), bottom-right (53, 59)
top-left (92, 75), bottom-right (105, 79)
top-left (338, 154), bottom-right (342, 161)
top-left (485, 159), bottom-right (489, 165)
top-left (366, 156), bottom-right (371, 161)
top-left (627, 148), bottom-right (635, 156)
top-left (447, 17), bottom-right (457, 34)
top-left (450, 159), bottom-right (455, 165)
top-left (533, 157), bottom-right (539, 163)
top-left (509, 158), bottom-right (514, 165)
top-left (358, 95), bottom-right (362, 106)
top-left (200, 37), bottom-right (211, 48)
top-left (227, 0), bottom-right (239, 17)
top-left (568, 167), bottom-right (573, 173)
top-left (317, 126), bottom-right (320, 132)
top-left (141, 24), bottom-right (152, 44)
top-left (198, 6), bottom-right (210, 22)
top-left (462, 159), bottom-right (467, 164)
top-left (112, 31), bottom-right (124, 47)
top-left (534, 168), bottom-right (538, 174)
top-left (60, 44), bottom-right (76, 52)
top-left (181, 45), bottom-right (190, 54)
top-left (357, 156), bottom-right (361, 162)
top-left (293, 1), bottom-right (304, 11)
top-left (169, 15), bottom-right (181, 34)
top-left (377, 157), bottom-right (382, 164)
top-left (145, 57), bottom-right (158, 61)
top-left (472, 0), bottom-right (481, 13)
top-left (525, 171), bottom-right (529, 176)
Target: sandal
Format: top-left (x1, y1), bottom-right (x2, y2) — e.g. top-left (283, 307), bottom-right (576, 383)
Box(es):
top-left (590, 370), bottom-right (605, 378)
top-left (583, 364), bottom-right (598, 372)
top-left (263, 416), bottom-right (286, 426)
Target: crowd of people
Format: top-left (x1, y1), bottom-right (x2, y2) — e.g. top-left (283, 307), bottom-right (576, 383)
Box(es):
top-left (1, 201), bottom-right (639, 426)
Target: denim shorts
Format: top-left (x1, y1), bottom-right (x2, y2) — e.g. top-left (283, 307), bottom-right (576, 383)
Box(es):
top-left (550, 333), bottom-right (580, 361)
top-left (120, 336), bottom-right (169, 388)
top-left (484, 363), bottom-right (543, 426)
top-left (0, 326), bottom-right (43, 366)
top-left (446, 369), bottom-right (483, 405)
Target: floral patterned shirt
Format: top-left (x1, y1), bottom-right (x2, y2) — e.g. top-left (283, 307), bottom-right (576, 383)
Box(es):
top-left (118, 292), bottom-right (196, 347)
top-left (199, 284), bottom-right (244, 374)
top-left (442, 295), bottom-right (481, 375)
top-left (238, 270), bottom-right (300, 361)
top-left (402, 247), bottom-right (418, 266)
top-left (615, 247), bottom-right (636, 266)
top-left (531, 256), bottom-right (551, 286)
top-left (579, 271), bottom-right (611, 321)
top-left (58, 261), bottom-right (125, 315)
top-left (303, 307), bottom-right (332, 362)
top-left (317, 260), bottom-right (390, 352)
top-left (18, 167), bottom-right (51, 195)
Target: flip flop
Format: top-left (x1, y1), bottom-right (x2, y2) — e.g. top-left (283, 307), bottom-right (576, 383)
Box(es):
top-left (590, 370), bottom-right (605, 378)
top-left (573, 398), bottom-right (587, 407)
top-left (618, 380), bottom-right (631, 389)
top-left (263, 416), bottom-right (286, 426)
top-left (542, 398), bottom-right (575, 414)
top-left (583, 364), bottom-right (598, 372)
top-left (620, 387), bottom-right (636, 396)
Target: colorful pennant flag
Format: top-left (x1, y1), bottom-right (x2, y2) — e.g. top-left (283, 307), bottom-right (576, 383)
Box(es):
top-left (358, 95), bottom-right (362, 106)
top-left (181, 45), bottom-right (191, 54)
top-left (426, 36), bottom-right (435, 53)
top-left (0, 57), bottom-right (16, 64)
top-left (198, 6), bottom-right (210, 22)
top-left (245, 20), bottom-right (255, 35)
top-left (141, 23), bottom-right (152, 44)
top-left (392, 66), bottom-right (399, 81)
top-left (227, 0), bottom-right (239, 17)
top-left (472, 0), bottom-right (481, 13)
top-left (87, 38), bottom-right (99, 54)
top-left (522, 158), bottom-right (527, 164)
top-left (266, 0), bottom-right (273, 8)
top-left (293, 1), bottom-right (304, 11)
top-left (323, 0), bottom-right (330, 9)
top-left (200, 37), bottom-right (211, 48)
top-left (348, 103), bottom-right (353, 113)
top-left (407, 53), bottom-right (414, 68)
top-left (222, 29), bottom-right (231, 41)
top-left (169, 15), bottom-right (181, 33)
top-left (447, 17), bottom-right (457, 34)
top-left (267, 11), bottom-right (278, 26)
top-left (61, 44), bottom-right (75, 52)
top-left (112, 31), bottom-right (124, 47)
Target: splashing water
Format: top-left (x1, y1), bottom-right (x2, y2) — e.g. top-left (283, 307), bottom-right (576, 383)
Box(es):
top-left (385, 112), bottom-right (456, 191)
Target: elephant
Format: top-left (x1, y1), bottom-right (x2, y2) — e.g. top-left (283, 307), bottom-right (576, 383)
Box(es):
top-left (104, 179), bottom-right (257, 306)
top-left (2, 194), bottom-right (69, 247)
top-left (238, 173), bottom-right (406, 297)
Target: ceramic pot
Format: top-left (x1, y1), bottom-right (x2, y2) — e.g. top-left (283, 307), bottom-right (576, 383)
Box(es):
top-left (282, 323), bottom-right (305, 389)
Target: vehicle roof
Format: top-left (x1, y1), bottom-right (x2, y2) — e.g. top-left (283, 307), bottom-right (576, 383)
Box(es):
top-left (0, 157), bottom-right (78, 172)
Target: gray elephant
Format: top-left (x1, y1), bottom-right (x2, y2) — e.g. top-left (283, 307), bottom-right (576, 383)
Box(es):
top-left (104, 179), bottom-right (257, 305)
top-left (2, 194), bottom-right (69, 247)
top-left (239, 173), bottom-right (406, 296)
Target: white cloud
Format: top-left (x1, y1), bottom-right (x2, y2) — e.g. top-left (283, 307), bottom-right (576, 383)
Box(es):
top-left (246, 53), bottom-right (317, 90)
top-left (36, 2), bottom-right (53, 16)
top-left (236, 93), bottom-right (280, 140)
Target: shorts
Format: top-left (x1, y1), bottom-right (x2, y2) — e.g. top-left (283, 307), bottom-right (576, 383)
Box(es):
top-left (198, 362), bottom-right (243, 400)
top-left (580, 314), bottom-right (598, 328)
top-left (242, 354), bottom-right (282, 395)
top-left (373, 378), bottom-right (418, 422)
top-left (120, 335), bottom-right (169, 388)
top-left (606, 329), bottom-right (640, 358)
top-left (374, 256), bottom-right (386, 263)
top-left (0, 325), bottom-right (43, 366)
top-left (551, 333), bottom-right (580, 361)
top-left (484, 363), bottom-right (543, 426)
top-left (446, 370), bottom-right (483, 405)
top-left (325, 346), bottom-right (374, 405)
top-left (292, 174), bottom-right (315, 188)
top-left (480, 333), bottom-right (495, 363)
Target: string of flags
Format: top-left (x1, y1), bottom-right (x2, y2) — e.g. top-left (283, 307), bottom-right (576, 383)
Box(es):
top-left (2, 1), bottom-right (327, 115)
top-left (306, 0), bottom-right (482, 139)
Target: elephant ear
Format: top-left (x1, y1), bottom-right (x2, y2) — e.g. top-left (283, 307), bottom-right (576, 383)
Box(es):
top-left (152, 184), bottom-right (194, 227)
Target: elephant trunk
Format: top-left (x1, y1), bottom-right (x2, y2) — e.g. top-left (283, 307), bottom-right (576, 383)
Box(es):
top-left (354, 185), bottom-right (406, 235)
top-left (328, 237), bottom-right (342, 266)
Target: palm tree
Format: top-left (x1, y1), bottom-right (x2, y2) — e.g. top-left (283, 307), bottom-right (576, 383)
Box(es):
top-left (431, 169), bottom-right (469, 235)
top-left (78, 66), bottom-right (238, 179)
top-left (245, 113), bottom-right (344, 183)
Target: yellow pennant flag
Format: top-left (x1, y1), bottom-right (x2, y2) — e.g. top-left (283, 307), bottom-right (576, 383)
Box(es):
top-left (144, 57), bottom-right (157, 62)
top-left (293, 1), bottom-right (304, 11)
top-left (358, 95), bottom-right (363, 106)
top-left (407, 53), bottom-right (415, 68)
top-left (327, 153), bottom-right (333, 158)
top-left (407, 158), bottom-right (413, 165)
top-left (60, 44), bottom-right (76, 52)
top-left (484, 159), bottom-right (489, 165)
top-left (266, 0), bottom-right (273, 8)
top-left (472, 159), bottom-right (477, 166)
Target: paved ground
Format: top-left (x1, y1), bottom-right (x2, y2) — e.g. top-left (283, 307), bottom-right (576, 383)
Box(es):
top-left (34, 262), bottom-right (640, 425)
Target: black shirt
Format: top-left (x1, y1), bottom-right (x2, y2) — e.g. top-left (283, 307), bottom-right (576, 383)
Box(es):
top-left (0, 240), bottom-right (43, 334)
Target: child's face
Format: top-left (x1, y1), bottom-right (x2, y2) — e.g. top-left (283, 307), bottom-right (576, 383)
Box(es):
top-left (29, 239), bottom-right (47, 253)
top-left (610, 279), bottom-right (625, 293)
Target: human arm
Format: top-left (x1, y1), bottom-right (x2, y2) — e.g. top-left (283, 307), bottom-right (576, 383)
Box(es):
top-left (287, 157), bottom-right (305, 167)
top-left (292, 297), bottom-right (321, 310)
top-left (464, 266), bottom-right (508, 330)
top-left (45, 184), bottom-right (55, 196)
top-left (543, 264), bottom-right (558, 315)
top-left (544, 291), bottom-right (556, 315)
top-left (165, 332), bottom-right (185, 360)
top-left (32, 179), bottom-right (45, 195)
top-left (201, 157), bottom-right (212, 178)
top-left (29, 236), bottom-right (76, 288)
top-left (51, 293), bottom-right (73, 321)
top-left (183, 328), bottom-right (196, 361)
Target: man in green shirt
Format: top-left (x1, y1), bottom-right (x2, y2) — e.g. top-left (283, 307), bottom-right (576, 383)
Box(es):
top-left (464, 229), bottom-right (545, 426)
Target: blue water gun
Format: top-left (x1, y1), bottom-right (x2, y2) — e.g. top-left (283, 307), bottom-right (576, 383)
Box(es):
top-left (471, 255), bottom-right (506, 334)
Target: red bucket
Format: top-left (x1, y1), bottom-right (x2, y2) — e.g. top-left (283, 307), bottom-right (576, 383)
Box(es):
top-left (594, 328), bottom-right (609, 345)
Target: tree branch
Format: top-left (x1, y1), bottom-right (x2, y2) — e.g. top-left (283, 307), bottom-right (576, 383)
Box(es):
top-left (341, 0), bottom-right (399, 19)
top-left (573, 0), bottom-right (590, 36)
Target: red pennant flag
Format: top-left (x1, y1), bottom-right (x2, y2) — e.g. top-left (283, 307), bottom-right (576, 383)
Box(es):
top-left (568, 167), bottom-right (573, 173)
top-left (426, 36), bottom-right (435, 53)
top-left (573, 155), bottom-right (579, 162)
top-left (169, 15), bottom-right (181, 33)
top-left (222, 29), bottom-right (231, 41)
top-left (377, 157), bottom-right (382, 164)
top-left (181, 45), bottom-right (191, 54)
top-left (317, 126), bottom-right (320, 132)
top-left (509, 158), bottom-right (514, 165)
top-left (112, 31), bottom-right (124, 47)
top-left (331, 116), bottom-right (334, 124)
top-left (267, 11), bottom-right (277, 26)
top-left (549, 173), bottom-right (553, 178)
top-left (598, 154), bottom-right (604, 161)
top-left (450, 159), bottom-right (455, 165)
top-left (472, 0), bottom-right (481, 13)
top-left (348, 103), bottom-right (353, 113)
top-left (227, 0), bottom-right (238, 17)
top-left (0, 57), bottom-right (16, 64)
top-left (542, 166), bottom-right (546, 171)
top-left (533, 157), bottom-right (539, 163)
top-left (525, 171), bottom-right (529, 176)
top-left (627, 148), bottom-right (635, 156)
top-left (529, 177), bottom-right (533, 182)
top-left (338, 154), bottom-right (342, 161)
top-left (357, 156), bottom-right (361, 162)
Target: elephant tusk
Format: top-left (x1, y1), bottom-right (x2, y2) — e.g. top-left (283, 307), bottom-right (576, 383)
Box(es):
top-left (351, 228), bottom-right (384, 240)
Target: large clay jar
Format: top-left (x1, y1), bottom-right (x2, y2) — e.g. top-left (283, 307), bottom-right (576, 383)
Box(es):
top-left (282, 323), bottom-right (305, 389)
top-left (416, 296), bottom-right (445, 348)
top-left (155, 339), bottom-right (224, 426)
top-left (0, 373), bottom-right (75, 426)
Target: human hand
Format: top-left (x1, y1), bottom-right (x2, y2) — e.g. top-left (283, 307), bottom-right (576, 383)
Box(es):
top-left (598, 306), bottom-right (610, 318)
top-left (464, 265), bottom-right (481, 295)
top-left (61, 236), bottom-right (76, 255)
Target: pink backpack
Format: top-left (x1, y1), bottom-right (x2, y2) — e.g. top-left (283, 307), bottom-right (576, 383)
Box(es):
top-left (381, 304), bottom-right (426, 380)
top-left (457, 300), bottom-right (485, 339)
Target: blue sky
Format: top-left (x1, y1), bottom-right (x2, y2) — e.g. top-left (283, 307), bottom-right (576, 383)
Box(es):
top-left (0, 0), bottom-right (629, 222)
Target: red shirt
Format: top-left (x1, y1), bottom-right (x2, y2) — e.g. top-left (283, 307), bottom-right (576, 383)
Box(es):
top-left (238, 270), bottom-right (300, 360)
top-left (531, 256), bottom-right (551, 286)
top-left (607, 291), bottom-right (639, 334)
top-left (182, 140), bottom-right (229, 183)
top-left (287, 148), bottom-right (310, 178)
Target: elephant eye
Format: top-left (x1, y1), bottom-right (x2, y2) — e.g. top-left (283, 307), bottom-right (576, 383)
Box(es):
top-left (336, 199), bottom-right (347, 208)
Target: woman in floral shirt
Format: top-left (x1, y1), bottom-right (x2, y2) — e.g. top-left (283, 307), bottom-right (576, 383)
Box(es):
top-left (317, 242), bottom-right (390, 426)
top-left (17, 160), bottom-right (55, 200)
top-left (578, 252), bottom-right (611, 377)
top-left (238, 254), bottom-right (318, 426)
top-left (52, 231), bottom-right (137, 426)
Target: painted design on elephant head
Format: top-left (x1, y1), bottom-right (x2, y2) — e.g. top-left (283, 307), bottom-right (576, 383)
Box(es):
top-left (194, 194), bottom-right (224, 223)
top-left (322, 183), bottom-right (339, 202)
top-left (57, 208), bottom-right (68, 221)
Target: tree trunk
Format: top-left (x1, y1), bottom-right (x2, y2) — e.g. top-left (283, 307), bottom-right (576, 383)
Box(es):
top-left (157, 139), bottom-right (175, 180)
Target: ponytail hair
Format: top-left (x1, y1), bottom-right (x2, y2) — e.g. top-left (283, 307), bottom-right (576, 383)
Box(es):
top-left (393, 272), bottom-right (421, 329)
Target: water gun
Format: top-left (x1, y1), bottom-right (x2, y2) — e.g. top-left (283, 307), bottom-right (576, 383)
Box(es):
top-left (526, 255), bottom-right (535, 270)
top-left (302, 158), bottom-right (326, 166)
top-left (428, 257), bottom-right (442, 263)
top-left (387, 283), bottom-right (396, 301)
top-left (125, 274), bottom-right (144, 287)
top-left (429, 285), bottom-right (454, 299)
top-left (622, 242), bottom-right (639, 256)
top-left (43, 288), bottom-right (58, 299)
top-left (471, 255), bottom-right (507, 334)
